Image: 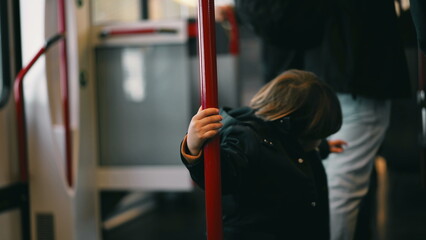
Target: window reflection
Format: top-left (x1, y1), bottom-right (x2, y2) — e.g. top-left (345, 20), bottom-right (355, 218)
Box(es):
top-left (122, 48), bottom-right (146, 102)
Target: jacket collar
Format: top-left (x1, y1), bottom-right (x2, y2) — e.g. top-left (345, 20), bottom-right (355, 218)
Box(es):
top-left (265, 118), bottom-right (307, 160)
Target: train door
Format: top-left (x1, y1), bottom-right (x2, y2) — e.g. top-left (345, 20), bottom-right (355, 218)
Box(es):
top-left (16, 0), bottom-right (99, 239)
top-left (0, 0), bottom-right (26, 239)
top-left (2, 0), bottom-right (241, 239)
top-left (0, 0), bottom-right (37, 239)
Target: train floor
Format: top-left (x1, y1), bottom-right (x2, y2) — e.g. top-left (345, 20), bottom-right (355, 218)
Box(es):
top-left (379, 169), bottom-right (426, 240)
top-left (101, 165), bottom-right (426, 240)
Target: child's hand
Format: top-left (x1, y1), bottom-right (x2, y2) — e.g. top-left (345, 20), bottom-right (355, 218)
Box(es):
top-left (187, 107), bottom-right (223, 156)
top-left (328, 140), bottom-right (347, 153)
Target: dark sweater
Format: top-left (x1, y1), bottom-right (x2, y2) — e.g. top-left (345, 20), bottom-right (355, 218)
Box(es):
top-left (236, 0), bottom-right (411, 99)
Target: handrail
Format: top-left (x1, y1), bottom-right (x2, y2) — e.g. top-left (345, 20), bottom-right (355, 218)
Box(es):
top-left (188, 18), bottom-right (239, 56)
top-left (14, 33), bottom-right (65, 183)
top-left (197, 0), bottom-right (223, 239)
top-left (99, 18), bottom-right (239, 56)
top-left (223, 6), bottom-right (239, 55)
top-left (99, 28), bottom-right (178, 38)
top-left (58, 0), bottom-right (73, 188)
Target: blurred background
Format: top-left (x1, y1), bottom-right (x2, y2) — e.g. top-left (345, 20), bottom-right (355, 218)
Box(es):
top-left (0, 0), bottom-right (425, 240)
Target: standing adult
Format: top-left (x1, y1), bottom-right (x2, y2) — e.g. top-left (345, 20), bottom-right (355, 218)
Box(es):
top-left (303, 3), bottom-right (410, 238)
top-left (226, 0), bottom-right (412, 239)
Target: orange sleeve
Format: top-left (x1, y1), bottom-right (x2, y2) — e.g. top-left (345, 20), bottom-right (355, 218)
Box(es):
top-left (181, 135), bottom-right (203, 164)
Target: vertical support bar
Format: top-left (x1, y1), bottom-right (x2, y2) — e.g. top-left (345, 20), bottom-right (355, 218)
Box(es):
top-left (14, 47), bottom-right (46, 240)
top-left (14, 33), bottom-right (64, 240)
top-left (12, 0), bottom-right (22, 73)
top-left (12, 2), bottom-right (29, 239)
top-left (14, 47), bottom-right (46, 183)
top-left (58, 0), bottom-right (73, 188)
top-left (197, 0), bottom-right (223, 239)
top-left (141, 0), bottom-right (149, 20)
top-left (0, 0), bottom-right (11, 108)
top-left (224, 7), bottom-right (239, 56)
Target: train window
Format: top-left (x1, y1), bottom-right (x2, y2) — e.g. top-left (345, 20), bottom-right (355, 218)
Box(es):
top-left (91, 0), bottom-right (196, 24)
top-left (147, 0), bottom-right (196, 20)
top-left (0, 0), bottom-right (11, 108)
top-left (92, 0), bottom-right (142, 24)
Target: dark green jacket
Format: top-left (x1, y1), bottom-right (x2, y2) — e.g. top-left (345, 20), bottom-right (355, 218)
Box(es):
top-left (182, 107), bottom-right (329, 240)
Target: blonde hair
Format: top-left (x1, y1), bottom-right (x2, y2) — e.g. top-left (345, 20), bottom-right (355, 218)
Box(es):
top-left (250, 69), bottom-right (342, 140)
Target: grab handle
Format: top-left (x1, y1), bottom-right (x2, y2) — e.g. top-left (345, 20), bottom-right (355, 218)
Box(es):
top-left (14, 33), bottom-right (65, 183)
top-left (99, 27), bottom-right (178, 38)
top-left (58, 0), bottom-right (73, 188)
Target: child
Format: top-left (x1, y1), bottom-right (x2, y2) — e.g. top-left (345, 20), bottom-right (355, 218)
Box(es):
top-left (180, 69), bottom-right (344, 239)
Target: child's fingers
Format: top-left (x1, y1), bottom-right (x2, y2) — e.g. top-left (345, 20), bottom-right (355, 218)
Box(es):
top-left (202, 129), bottom-right (221, 139)
top-left (194, 108), bottom-right (220, 120)
top-left (191, 115), bottom-right (222, 133)
top-left (200, 114), bottom-right (223, 125)
top-left (189, 118), bottom-right (222, 138)
top-left (329, 140), bottom-right (348, 148)
top-left (329, 140), bottom-right (347, 153)
top-left (331, 146), bottom-right (344, 153)
top-left (197, 106), bottom-right (203, 113)
top-left (194, 122), bottom-right (222, 139)
top-left (202, 122), bottom-right (223, 132)
top-left (334, 140), bottom-right (348, 146)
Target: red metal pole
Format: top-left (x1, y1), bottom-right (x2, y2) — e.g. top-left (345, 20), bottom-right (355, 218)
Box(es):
top-left (58, 0), bottom-right (73, 188)
top-left (107, 28), bottom-right (156, 36)
top-left (14, 34), bottom-right (64, 184)
top-left (197, 0), bottom-right (223, 239)
top-left (99, 28), bottom-right (178, 38)
top-left (224, 7), bottom-right (239, 56)
top-left (14, 47), bottom-right (47, 183)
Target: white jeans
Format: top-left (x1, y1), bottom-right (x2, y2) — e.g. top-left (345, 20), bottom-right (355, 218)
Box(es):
top-left (323, 94), bottom-right (391, 240)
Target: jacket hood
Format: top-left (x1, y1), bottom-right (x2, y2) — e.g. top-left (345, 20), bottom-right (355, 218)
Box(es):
top-left (219, 106), bottom-right (311, 162)
top-left (220, 107), bottom-right (261, 130)
top-left (221, 106), bottom-right (293, 135)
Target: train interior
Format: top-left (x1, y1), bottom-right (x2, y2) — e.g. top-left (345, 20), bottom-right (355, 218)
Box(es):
top-left (0, 0), bottom-right (425, 240)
